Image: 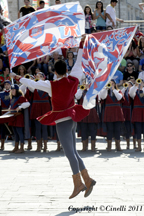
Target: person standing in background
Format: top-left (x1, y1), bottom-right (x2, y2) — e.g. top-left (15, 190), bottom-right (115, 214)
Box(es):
top-left (18, 0), bottom-right (35, 18)
top-left (93, 1), bottom-right (106, 31)
top-left (84, 5), bottom-right (93, 34)
top-left (37, 1), bottom-right (45, 10)
top-left (106, 0), bottom-right (123, 28)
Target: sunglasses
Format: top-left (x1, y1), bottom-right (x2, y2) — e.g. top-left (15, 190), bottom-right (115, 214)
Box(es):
top-left (127, 65), bottom-right (133, 67)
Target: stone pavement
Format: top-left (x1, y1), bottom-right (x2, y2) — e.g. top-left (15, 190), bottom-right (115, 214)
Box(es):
top-left (0, 137), bottom-right (144, 216)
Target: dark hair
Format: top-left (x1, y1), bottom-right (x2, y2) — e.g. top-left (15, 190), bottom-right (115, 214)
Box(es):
top-left (96, 1), bottom-right (103, 12)
top-left (54, 60), bottom-right (67, 75)
top-left (67, 51), bottom-right (74, 59)
top-left (84, 5), bottom-right (93, 19)
top-left (40, 0), bottom-right (45, 4)
top-left (10, 90), bottom-right (23, 99)
top-left (106, 26), bottom-right (113, 30)
top-left (111, 0), bottom-right (118, 3)
top-left (130, 39), bottom-right (137, 50)
top-left (24, 0), bottom-right (30, 2)
top-left (138, 36), bottom-right (144, 50)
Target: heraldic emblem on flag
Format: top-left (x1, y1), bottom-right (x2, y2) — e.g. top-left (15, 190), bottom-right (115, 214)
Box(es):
top-left (4, 1), bottom-right (85, 69)
top-left (82, 26), bottom-right (137, 110)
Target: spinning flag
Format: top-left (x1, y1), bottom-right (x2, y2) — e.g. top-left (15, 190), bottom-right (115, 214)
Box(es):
top-left (4, 1), bottom-right (84, 69)
top-left (82, 26), bottom-right (137, 109)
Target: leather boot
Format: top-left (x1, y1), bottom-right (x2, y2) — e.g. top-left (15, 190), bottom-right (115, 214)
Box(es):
top-left (81, 140), bottom-right (87, 151)
top-left (27, 138), bottom-right (32, 150)
top-left (133, 138), bottom-right (137, 149)
top-left (0, 139), bottom-right (5, 150)
top-left (107, 140), bottom-right (112, 151)
top-left (43, 140), bottom-right (47, 152)
top-left (135, 139), bottom-right (141, 152)
top-left (15, 143), bottom-right (24, 153)
top-left (81, 169), bottom-right (96, 197)
top-left (91, 140), bottom-right (95, 152)
top-left (10, 142), bottom-right (19, 153)
top-left (56, 141), bottom-right (61, 151)
top-left (35, 140), bottom-right (41, 152)
top-left (126, 139), bottom-right (130, 149)
top-left (115, 140), bottom-right (122, 151)
top-left (69, 173), bottom-right (87, 199)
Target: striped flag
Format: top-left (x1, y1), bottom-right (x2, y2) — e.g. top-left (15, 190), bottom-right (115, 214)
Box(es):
top-left (4, 2), bottom-right (84, 69)
top-left (82, 26), bottom-right (137, 109)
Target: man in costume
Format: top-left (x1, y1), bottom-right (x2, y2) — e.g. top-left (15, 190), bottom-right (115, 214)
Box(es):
top-left (10, 38), bottom-right (96, 199)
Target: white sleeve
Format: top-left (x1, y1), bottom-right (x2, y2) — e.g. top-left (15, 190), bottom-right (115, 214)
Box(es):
top-left (99, 88), bottom-right (108, 99)
top-left (75, 89), bottom-right (83, 100)
top-left (70, 48), bottom-right (84, 81)
top-left (113, 89), bottom-right (122, 101)
top-left (106, 5), bottom-right (111, 14)
top-left (20, 78), bottom-right (52, 96)
top-left (129, 85), bottom-right (138, 99)
top-left (19, 84), bottom-right (27, 95)
top-left (138, 72), bottom-right (144, 80)
top-left (121, 88), bottom-right (126, 95)
top-left (19, 102), bottom-right (30, 109)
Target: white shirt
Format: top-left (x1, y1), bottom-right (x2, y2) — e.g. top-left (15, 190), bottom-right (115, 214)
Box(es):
top-left (20, 49), bottom-right (84, 123)
top-left (138, 71), bottom-right (144, 80)
top-left (106, 4), bottom-right (116, 26)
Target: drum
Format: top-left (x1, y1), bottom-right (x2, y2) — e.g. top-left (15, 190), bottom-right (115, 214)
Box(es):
top-left (0, 112), bottom-right (21, 124)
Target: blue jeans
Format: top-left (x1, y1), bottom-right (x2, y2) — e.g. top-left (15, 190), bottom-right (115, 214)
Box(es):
top-left (13, 127), bottom-right (24, 143)
top-left (35, 120), bottom-right (48, 140)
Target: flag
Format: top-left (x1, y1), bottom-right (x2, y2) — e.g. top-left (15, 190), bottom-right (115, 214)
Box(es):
top-left (4, 1), bottom-right (84, 69)
top-left (0, 0), bottom-right (9, 18)
top-left (32, 0), bottom-right (49, 9)
top-left (82, 26), bottom-right (137, 109)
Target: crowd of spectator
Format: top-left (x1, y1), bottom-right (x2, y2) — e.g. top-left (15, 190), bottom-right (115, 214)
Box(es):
top-left (0, 0), bottom-right (144, 153)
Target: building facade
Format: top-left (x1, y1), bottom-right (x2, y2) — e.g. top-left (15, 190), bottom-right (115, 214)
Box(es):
top-left (7, 0), bottom-right (144, 22)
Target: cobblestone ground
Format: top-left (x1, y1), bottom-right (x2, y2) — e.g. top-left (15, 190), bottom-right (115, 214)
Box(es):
top-left (0, 137), bottom-right (144, 216)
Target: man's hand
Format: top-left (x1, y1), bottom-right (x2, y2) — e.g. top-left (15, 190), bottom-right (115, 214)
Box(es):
top-left (16, 107), bottom-right (21, 112)
top-left (10, 72), bottom-right (16, 79)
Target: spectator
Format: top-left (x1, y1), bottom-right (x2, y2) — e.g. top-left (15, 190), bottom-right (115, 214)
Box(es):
top-left (137, 36), bottom-right (144, 60)
top-left (37, 1), bottom-right (45, 10)
top-left (124, 39), bottom-right (139, 71)
top-left (93, 0), bottom-right (106, 31)
top-left (112, 69), bottom-right (123, 87)
top-left (139, 3), bottom-right (144, 13)
top-left (18, 65), bottom-right (27, 77)
top-left (0, 67), bottom-right (10, 83)
top-left (27, 60), bottom-right (37, 75)
top-left (48, 51), bottom-right (60, 80)
top-left (133, 26), bottom-right (143, 46)
top-left (84, 5), bottom-right (93, 34)
top-left (37, 55), bottom-right (49, 76)
top-left (18, 0), bottom-right (35, 18)
top-left (55, 0), bottom-right (61, 4)
top-left (139, 58), bottom-right (144, 72)
top-left (118, 58), bottom-right (127, 72)
top-left (106, 26), bottom-right (113, 30)
top-left (65, 51), bottom-right (75, 73)
top-left (123, 62), bottom-right (138, 82)
top-left (69, 47), bottom-right (78, 59)
top-left (106, 0), bottom-right (123, 28)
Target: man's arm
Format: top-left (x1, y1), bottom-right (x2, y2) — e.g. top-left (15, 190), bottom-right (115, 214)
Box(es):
top-left (106, 13), bottom-right (115, 27)
top-left (139, 3), bottom-right (144, 11)
top-left (70, 48), bottom-right (83, 81)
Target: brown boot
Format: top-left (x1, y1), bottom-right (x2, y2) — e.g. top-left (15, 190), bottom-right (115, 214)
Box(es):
top-left (126, 139), bottom-right (130, 149)
top-left (81, 140), bottom-right (87, 151)
top-left (91, 140), bottom-right (95, 152)
top-left (35, 140), bottom-right (41, 152)
top-left (10, 142), bottom-right (19, 153)
top-left (56, 141), bottom-right (61, 151)
top-left (26, 139), bottom-right (32, 150)
top-left (135, 139), bottom-right (142, 152)
top-left (133, 138), bottom-right (137, 149)
top-left (81, 169), bottom-right (96, 197)
top-left (43, 140), bottom-right (47, 152)
top-left (0, 139), bottom-right (5, 150)
top-left (115, 140), bottom-right (122, 151)
top-left (15, 143), bottom-right (24, 153)
top-left (107, 140), bottom-right (112, 151)
top-left (69, 173), bottom-right (87, 199)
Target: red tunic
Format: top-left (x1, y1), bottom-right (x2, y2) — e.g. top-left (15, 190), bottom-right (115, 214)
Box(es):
top-left (9, 96), bottom-right (28, 127)
top-left (30, 89), bottom-right (51, 119)
top-left (37, 76), bottom-right (90, 125)
top-left (122, 89), bottom-right (132, 121)
top-left (104, 90), bottom-right (125, 122)
top-left (131, 90), bottom-right (144, 123)
top-left (78, 92), bottom-right (99, 123)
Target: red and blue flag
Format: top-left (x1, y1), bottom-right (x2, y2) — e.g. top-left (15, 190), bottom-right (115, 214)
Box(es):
top-left (4, 1), bottom-right (84, 69)
top-left (82, 26), bottom-right (137, 109)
